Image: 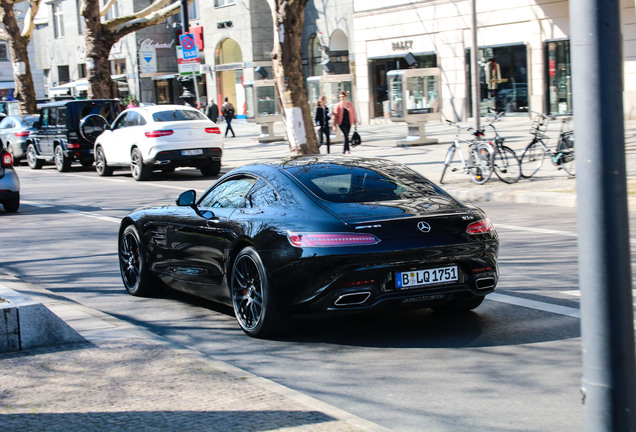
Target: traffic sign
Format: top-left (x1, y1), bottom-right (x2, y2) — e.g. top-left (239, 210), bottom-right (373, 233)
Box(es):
top-left (179, 33), bottom-right (199, 60)
top-left (139, 45), bottom-right (157, 74)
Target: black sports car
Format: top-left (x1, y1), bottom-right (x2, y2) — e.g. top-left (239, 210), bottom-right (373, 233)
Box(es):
top-left (119, 156), bottom-right (499, 338)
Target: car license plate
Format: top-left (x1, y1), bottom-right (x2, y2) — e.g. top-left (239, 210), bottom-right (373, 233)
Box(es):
top-left (396, 266), bottom-right (458, 289)
top-left (181, 149), bottom-right (203, 156)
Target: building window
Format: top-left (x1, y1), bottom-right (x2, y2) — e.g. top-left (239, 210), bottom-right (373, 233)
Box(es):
top-left (307, 34), bottom-right (322, 77)
top-left (110, 59), bottom-right (126, 75)
top-left (76, 0), bottom-right (85, 34)
top-left (189, 0), bottom-right (200, 20)
top-left (103, 0), bottom-right (119, 21)
top-left (545, 40), bottom-right (572, 115)
top-left (78, 63), bottom-right (87, 79)
top-left (215, 0), bottom-right (236, 7)
top-left (58, 65), bottom-right (70, 84)
top-left (52, 3), bottom-right (64, 38)
top-left (0, 42), bottom-right (8, 61)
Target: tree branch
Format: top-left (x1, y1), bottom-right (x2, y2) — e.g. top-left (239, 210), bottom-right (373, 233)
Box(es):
top-left (106, 0), bottom-right (189, 36)
top-left (20, 0), bottom-right (41, 39)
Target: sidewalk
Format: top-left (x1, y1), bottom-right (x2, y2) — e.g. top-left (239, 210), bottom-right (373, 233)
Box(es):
top-left (0, 274), bottom-right (390, 432)
top-left (2, 114), bottom-right (634, 432)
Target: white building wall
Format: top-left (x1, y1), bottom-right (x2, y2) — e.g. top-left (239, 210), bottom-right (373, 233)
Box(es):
top-left (354, 0), bottom-right (636, 123)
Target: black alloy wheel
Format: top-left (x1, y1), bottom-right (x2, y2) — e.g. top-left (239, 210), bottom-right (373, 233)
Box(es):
top-left (231, 247), bottom-right (284, 338)
top-left (95, 146), bottom-right (113, 176)
top-left (131, 147), bottom-right (151, 181)
top-left (54, 145), bottom-right (71, 172)
top-left (119, 225), bottom-right (156, 297)
top-left (26, 144), bottom-right (43, 169)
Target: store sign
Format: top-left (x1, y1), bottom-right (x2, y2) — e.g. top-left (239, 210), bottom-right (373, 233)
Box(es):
top-left (392, 40), bottom-right (414, 51)
top-left (139, 38), bottom-right (176, 50)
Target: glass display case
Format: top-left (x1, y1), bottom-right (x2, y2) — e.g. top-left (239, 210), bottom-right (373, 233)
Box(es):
top-left (307, 76), bottom-right (321, 109)
top-left (387, 68), bottom-right (441, 122)
top-left (244, 79), bottom-right (284, 142)
top-left (322, 74), bottom-right (353, 111)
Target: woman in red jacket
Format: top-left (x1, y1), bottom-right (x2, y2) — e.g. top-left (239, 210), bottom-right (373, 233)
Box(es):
top-left (332, 91), bottom-right (357, 154)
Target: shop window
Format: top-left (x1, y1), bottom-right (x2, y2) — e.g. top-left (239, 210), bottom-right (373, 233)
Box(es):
top-left (545, 40), bottom-right (572, 115)
top-left (52, 3), bottom-right (64, 38)
top-left (466, 45), bottom-right (528, 115)
top-left (0, 42), bottom-right (7, 61)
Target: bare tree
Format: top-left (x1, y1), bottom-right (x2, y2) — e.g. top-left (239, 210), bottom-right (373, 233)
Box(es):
top-left (266, 0), bottom-right (319, 155)
top-left (81, 0), bottom-right (192, 99)
top-left (0, 0), bottom-right (42, 114)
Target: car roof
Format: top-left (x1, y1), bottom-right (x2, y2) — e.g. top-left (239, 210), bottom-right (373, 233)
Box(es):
top-left (39, 99), bottom-right (120, 108)
top-left (124, 104), bottom-right (200, 114)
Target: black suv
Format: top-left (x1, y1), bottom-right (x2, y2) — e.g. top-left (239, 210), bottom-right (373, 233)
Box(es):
top-left (26, 99), bottom-right (121, 172)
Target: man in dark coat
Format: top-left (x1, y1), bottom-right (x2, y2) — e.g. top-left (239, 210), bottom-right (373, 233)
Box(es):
top-left (205, 99), bottom-right (219, 122)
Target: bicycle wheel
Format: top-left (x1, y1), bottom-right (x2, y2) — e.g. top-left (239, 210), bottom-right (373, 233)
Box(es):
top-left (493, 145), bottom-right (521, 184)
top-left (468, 144), bottom-right (493, 185)
top-left (439, 144), bottom-right (456, 184)
top-left (520, 140), bottom-right (546, 178)
top-left (556, 134), bottom-right (575, 177)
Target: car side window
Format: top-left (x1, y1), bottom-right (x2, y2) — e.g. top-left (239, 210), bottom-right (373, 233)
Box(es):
top-left (125, 112), bottom-right (139, 127)
top-left (56, 108), bottom-right (67, 127)
top-left (113, 113), bottom-right (128, 130)
top-left (0, 118), bottom-right (12, 129)
top-left (199, 176), bottom-right (257, 209)
top-left (48, 109), bottom-right (57, 127)
top-left (41, 109), bottom-right (50, 127)
top-left (244, 180), bottom-right (279, 208)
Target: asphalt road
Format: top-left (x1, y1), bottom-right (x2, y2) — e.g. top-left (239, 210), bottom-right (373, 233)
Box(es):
top-left (2, 163), bottom-right (635, 431)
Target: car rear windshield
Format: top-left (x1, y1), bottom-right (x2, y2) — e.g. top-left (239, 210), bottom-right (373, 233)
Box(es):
top-left (286, 162), bottom-right (448, 203)
top-left (153, 109), bottom-right (207, 122)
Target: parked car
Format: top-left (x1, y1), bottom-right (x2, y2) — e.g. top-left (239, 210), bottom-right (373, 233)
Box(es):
top-left (25, 99), bottom-right (121, 172)
top-left (118, 156), bottom-right (499, 338)
top-left (0, 114), bottom-right (39, 164)
top-left (94, 104), bottom-right (224, 181)
top-left (0, 145), bottom-right (19, 213)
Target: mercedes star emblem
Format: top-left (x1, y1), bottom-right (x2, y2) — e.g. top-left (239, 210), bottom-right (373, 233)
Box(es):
top-left (417, 221), bottom-right (431, 233)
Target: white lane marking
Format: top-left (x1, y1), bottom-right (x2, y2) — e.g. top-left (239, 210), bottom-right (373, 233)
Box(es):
top-left (488, 293), bottom-right (581, 318)
top-left (60, 208), bottom-right (121, 224)
top-left (494, 223), bottom-right (578, 237)
top-left (21, 200), bottom-right (54, 208)
top-left (561, 290), bottom-right (636, 297)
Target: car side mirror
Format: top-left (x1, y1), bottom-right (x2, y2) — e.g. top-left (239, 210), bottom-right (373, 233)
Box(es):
top-left (177, 189), bottom-right (197, 207)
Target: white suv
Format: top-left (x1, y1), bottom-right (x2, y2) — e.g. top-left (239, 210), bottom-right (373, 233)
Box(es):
top-left (94, 104), bottom-right (224, 181)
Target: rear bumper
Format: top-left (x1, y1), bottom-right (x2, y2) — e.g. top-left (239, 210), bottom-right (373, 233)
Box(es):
top-left (147, 148), bottom-right (223, 166)
top-left (0, 169), bottom-right (20, 192)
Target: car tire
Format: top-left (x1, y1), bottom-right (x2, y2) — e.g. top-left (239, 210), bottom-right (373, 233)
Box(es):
top-left (230, 246), bottom-right (287, 338)
top-left (131, 147), bottom-right (151, 181)
top-left (119, 224), bottom-right (158, 297)
top-left (2, 194), bottom-right (19, 213)
top-left (200, 160), bottom-right (221, 177)
top-left (26, 144), bottom-right (43, 169)
top-left (95, 146), bottom-right (113, 176)
top-left (54, 145), bottom-right (71, 172)
top-left (431, 296), bottom-right (485, 314)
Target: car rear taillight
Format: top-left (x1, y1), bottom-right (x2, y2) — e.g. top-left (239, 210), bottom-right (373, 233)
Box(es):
top-left (67, 143), bottom-right (80, 149)
top-left (14, 131), bottom-right (29, 137)
top-left (145, 130), bottom-right (174, 138)
top-left (287, 232), bottom-right (380, 247)
top-left (205, 127), bottom-right (221, 134)
top-left (466, 219), bottom-right (495, 234)
top-left (1, 152), bottom-right (12, 167)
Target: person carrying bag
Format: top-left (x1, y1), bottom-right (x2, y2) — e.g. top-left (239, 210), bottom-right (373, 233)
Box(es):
top-left (332, 90), bottom-right (357, 155)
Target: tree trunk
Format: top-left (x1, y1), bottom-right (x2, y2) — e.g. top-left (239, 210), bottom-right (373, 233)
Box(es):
top-left (0, 1), bottom-right (37, 114)
top-left (82, 0), bottom-right (117, 99)
top-left (269, 0), bottom-right (319, 155)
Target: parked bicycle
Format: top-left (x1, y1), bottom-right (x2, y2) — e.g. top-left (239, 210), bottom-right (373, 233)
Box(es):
top-left (440, 120), bottom-right (494, 185)
top-left (482, 108), bottom-right (521, 184)
top-left (519, 108), bottom-right (575, 178)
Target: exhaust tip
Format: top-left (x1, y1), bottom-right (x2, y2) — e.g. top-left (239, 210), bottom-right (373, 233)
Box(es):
top-left (476, 277), bottom-right (496, 290)
top-left (334, 291), bottom-right (371, 306)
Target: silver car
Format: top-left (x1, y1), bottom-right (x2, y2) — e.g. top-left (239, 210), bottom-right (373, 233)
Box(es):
top-left (0, 114), bottom-right (38, 164)
top-left (0, 146), bottom-right (19, 212)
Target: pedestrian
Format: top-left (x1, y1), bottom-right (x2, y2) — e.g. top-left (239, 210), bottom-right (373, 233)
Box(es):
top-left (221, 97), bottom-right (236, 138)
top-left (205, 99), bottom-right (219, 123)
top-left (314, 95), bottom-right (330, 153)
top-left (332, 90), bottom-right (357, 154)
